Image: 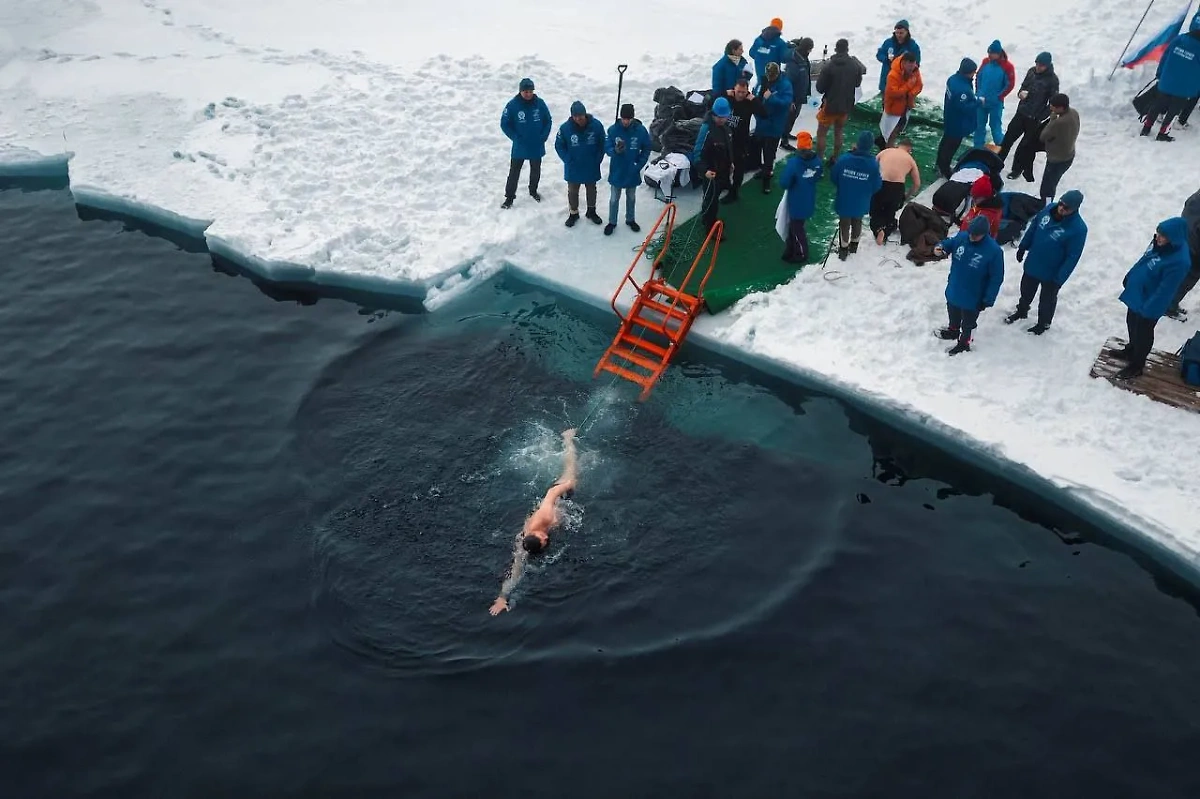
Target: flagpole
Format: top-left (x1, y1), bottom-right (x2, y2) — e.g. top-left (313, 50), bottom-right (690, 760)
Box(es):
top-left (1110, 0), bottom-right (1157, 80)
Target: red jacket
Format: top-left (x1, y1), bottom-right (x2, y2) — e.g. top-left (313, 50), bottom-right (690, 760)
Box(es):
top-left (961, 202), bottom-right (1002, 240)
top-left (980, 51), bottom-right (1017, 100)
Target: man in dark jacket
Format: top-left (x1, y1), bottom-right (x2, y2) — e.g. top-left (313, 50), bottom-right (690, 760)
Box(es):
top-left (1167, 188), bottom-right (1200, 319)
top-left (1000, 52), bottom-right (1059, 181)
top-left (696, 98), bottom-right (734, 235)
top-left (781, 37), bottom-right (814, 149)
top-left (815, 39), bottom-right (867, 167)
top-left (721, 79), bottom-right (765, 204)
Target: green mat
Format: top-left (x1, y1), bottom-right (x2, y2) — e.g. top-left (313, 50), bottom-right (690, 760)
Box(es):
top-left (657, 96), bottom-right (959, 313)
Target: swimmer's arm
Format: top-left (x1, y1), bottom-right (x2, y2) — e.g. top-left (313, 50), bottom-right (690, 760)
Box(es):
top-left (490, 546), bottom-right (526, 615)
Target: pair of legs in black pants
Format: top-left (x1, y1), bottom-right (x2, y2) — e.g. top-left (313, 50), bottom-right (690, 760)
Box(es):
top-left (701, 176), bottom-right (730, 233)
top-left (759, 137), bottom-right (781, 190)
top-left (936, 135), bottom-right (962, 179)
top-left (1040, 158), bottom-right (1073, 203)
top-left (999, 113), bottom-right (1041, 177)
top-left (782, 218), bottom-right (809, 263)
top-left (1120, 308), bottom-right (1158, 375)
top-left (869, 181), bottom-right (906, 241)
top-left (504, 158), bottom-right (541, 201)
top-left (1142, 93), bottom-right (1189, 138)
top-left (1014, 273), bottom-right (1060, 328)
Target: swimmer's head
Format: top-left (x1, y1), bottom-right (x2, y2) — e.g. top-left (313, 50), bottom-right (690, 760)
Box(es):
top-left (522, 534), bottom-right (546, 555)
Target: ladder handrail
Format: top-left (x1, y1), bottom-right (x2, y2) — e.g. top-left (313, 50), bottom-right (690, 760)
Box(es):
top-left (656, 220), bottom-right (722, 319)
top-left (609, 203), bottom-right (677, 321)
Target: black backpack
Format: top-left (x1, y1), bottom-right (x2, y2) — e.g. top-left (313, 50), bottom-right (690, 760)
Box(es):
top-left (1133, 79), bottom-right (1160, 119)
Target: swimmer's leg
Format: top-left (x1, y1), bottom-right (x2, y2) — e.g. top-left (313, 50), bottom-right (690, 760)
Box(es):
top-left (558, 428), bottom-right (578, 492)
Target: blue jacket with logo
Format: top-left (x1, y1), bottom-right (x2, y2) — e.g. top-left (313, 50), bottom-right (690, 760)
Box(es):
top-left (943, 72), bottom-right (979, 138)
top-left (939, 230), bottom-right (1005, 309)
top-left (753, 75), bottom-right (794, 138)
top-left (975, 59), bottom-right (1011, 106)
top-left (554, 115), bottom-right (607, 184)
top-left (500, 94), bottom-right (552, 160)
top-left (785, 46), bottom-right (812, 105)
top-left (1120, 217), bottom-right (1192, 319)
top-left (750, 26), bottom-right (791, 84)
top-left (605, 120), bottom-right (652, 187)
top-left (1019, 207), bottom-right (1088, 285)
top-left (1156, 31), bottom-right (1200, 99)
top-left (712, 54), bottom-right (750, 96)
top-left (875, 35), bottom-right (922, 91)
top-left (780, 151), bottom-right (823, 220)
top-left (830, 147), bottom-right (883, 218)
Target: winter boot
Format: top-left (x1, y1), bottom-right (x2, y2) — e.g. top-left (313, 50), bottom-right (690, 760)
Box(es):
top-left (1156, 131), bottom-right (1175, 142)
top-left (1004, 309), bottom-right (1028, 325)
top-left (780, 140), bottom-right (796, 151)
top-left (947, 337), bottom-right (971, 356)
top-left (1111, 346), bottom-right (1132, 361)
top-left (936, 327), bottom-right (961, 340)
top-left (838, 246), bottom-right (849, 261)
top-left (1140, 124), bottom-right (1153, 137)
top-left (762, 173), bottom-right (772, 194)
top-left (501, 197), bottom-right (514, 209)
top-left (565, 213), bottom-right (579, 227)
top-left (604, 223), bottom-right (616, 236)
top-left (1027, 323), bottom-right (1050, 335)
top-left (1022, 171), bottom-right (1035, 182)
top-left (1114, 364), bottom-right (1143, 380)
top-left (627, 220), bottom-right (641, 233)
top-left (721, 190), bottom-right (740, 205)
top-left (585, 208), bottom-right (603, 225)
top-left (1006, 170), bottom-right (1020, 180)
top-left (529, 190), bottom-right (542, 202)
top-left (848, 240), bottom-right (859, 254)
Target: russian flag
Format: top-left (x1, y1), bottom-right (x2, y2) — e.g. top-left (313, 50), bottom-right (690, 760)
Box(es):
top-left (1122, 2), bottom-right (1193, 68)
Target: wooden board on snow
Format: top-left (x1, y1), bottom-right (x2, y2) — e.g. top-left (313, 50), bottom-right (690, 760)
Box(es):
top-left (1089, 336), bottom-right (1200, 414)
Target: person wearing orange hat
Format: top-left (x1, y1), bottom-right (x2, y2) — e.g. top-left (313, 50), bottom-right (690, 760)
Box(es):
top-left (778, 131), bottom-right (823, 262)
top-left (959, 175), bottom-right (1002, 239)
top-left (749, 18), bottom-right (789, 89)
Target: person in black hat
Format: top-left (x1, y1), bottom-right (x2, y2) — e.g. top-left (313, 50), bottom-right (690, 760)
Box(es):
top-left (500, 77), bottom-right (552, 208)
top-left (603, 104), bottom-right (652, 235)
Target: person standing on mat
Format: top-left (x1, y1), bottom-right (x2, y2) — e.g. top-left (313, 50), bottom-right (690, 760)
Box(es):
top-left (815, 39), bottom-right (866, 168)
top-left (1005, 189), bottom-right (1087, 335)
top-left (753, 62), bottom-right (794, 194)
top-left (781, 37), bottom-right (814, 148)
top-left (490, 429), bottom-right (579, 615)
top-left (500, 77), bottom-right (552, 209)
top-left (881, 53), bottom-right (923, 148)
top-left (750, 18), bottom-right (790, 89)
top-left (1114, 218), bottom-right (1192, 380)
top-left (1038, 94), bottom-right (1079, 204)
top-left (871, 139), bottom-right (921, 245)
top-left (779, 131), bottom-right (823, 263)
top-left (1166, 187), bottom-right (1200, 320)
top-left (938, 58), bottom-right (979, 179)
top-left (695, 98), bottom-right (734, 236)
top-left (555, 101), bottom-right (607, 228)
top-left (933, 216), bottom-right (1005, 356)
top-left (1001, 52), bottom-right (1059, 181)
top-left (974, 40), bottom-right (1015, 149)
top-left (830, 130), bottom-right (883, 260)
top-left (720, 79), bottom-right (766, 205)
top-left (604, 104), bottom-right (651, 236)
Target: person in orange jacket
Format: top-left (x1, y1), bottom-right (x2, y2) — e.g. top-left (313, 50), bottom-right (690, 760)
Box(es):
top-left (881, 53), bottom-right (923, 147)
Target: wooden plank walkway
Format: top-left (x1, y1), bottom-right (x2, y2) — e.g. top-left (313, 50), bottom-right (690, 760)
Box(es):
top-left (1089, 336), bottom-right (1200, 413)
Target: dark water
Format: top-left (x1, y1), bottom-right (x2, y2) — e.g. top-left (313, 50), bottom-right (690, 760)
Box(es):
top-left (2, 187), bottom-right (1200, 798)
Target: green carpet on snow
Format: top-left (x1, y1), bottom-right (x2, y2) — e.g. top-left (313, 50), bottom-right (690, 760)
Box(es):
top-left (657, 96), bottom-right (956, 313)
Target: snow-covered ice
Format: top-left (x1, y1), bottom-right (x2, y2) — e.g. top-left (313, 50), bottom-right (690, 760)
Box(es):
top-left (3, 0), bottom-right (1200, 567)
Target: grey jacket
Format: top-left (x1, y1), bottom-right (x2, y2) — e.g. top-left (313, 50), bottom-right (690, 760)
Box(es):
top-left (1039, 107), bottom-right (1079, 163)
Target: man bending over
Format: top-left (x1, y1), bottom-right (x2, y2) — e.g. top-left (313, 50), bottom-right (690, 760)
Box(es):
top-left (489, 428), bottom-right (578, 615)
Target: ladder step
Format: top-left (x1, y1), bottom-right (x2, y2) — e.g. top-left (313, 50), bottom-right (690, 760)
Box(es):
top-left (620, 334), bottom-right (669, 358)
top-left (648, 281), bottom-right (699, 305)
top-left (598, 360), bottom-right (653, 386)
top-left (640, 296), bottom-right (694, 319)
top-left (631, 314), bottom-right (682, 339)
top-left (609, 345), bottom-right (663, 372)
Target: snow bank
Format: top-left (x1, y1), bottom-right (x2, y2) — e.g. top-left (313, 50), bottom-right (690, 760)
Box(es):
top-left (3, 0), bottom-right (1200, 567)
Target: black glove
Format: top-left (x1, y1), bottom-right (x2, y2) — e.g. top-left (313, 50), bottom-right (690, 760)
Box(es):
top-left (1016, 248), bottom-right (1026, 263)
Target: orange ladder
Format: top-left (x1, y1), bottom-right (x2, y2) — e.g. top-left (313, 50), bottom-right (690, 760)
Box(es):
top-left (593, 203), bottom-right (722, 400)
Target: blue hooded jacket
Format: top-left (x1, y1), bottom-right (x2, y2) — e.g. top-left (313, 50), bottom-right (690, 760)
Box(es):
top-left (1156, 26), bottom-right (1200, 99)
top-left (976, 48), bottom-right (1011, 106)
top-left (753, 73), bottom-right (794, 138)
top-left (943, 60), bottom-right (979, 138)
top-left (750, 26), bottom-right (791, 85)
top-left (500, 93), bottom-right (552, 160)
top-left (830, 133), bottom-right (883, 218)
top-left (1019, 207), bottom-right (1088, 285)
top-left (876, 34), bottom-right (922, 91)
top-left (940, 223), bottom-right (1005, 309)
top-left (1120, 217), bottom-right (1192, 319)
top-left (780, 150), bottom-right (823, 220)
top-left (554, 104), bottom-right (607, 184)
top-left (785, 44), bottom-right (812, 104)
top-left (712, 53), bottom-right (750, 96)
top-left (605, 119), bottom-right (652, 187)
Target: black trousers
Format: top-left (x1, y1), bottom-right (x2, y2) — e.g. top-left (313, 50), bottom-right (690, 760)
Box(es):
top-left (729, 141), bottom-right (750, 196)
top-left (1142, 92), bottom-right (1190, 133)
top-left (1126, 308), bottom-right (1158, 370)
top-left (785, 102), bottom-right (802, 138)
top-left (782, 218), bottom-right (809, 263)
top-left (759, 137), bottom-right (781, 179)
top-left (1040, 158), bottom-right (1073, 202)
top-left (948, 303), bottom-right (980, 341)
top-left (936, 135), bottom-right (962, 179)
top-left (1017, 272), bottom-right (1061, 325)
top-left (504, 158), bottom-right (542, 199)
top-left (1169, 262), bottom-right (1200, 313)
top-left (701, 177), bottom-right (728, 231)
top-left (999, 113), bottom-right (1041, 174)
top-left (869, 181), bottom-right (906, 236)
top-left (1180, 95), bottom-right (1198, 125)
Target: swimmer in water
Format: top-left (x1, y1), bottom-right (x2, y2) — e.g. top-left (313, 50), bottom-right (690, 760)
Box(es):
top-left (489, 428), bottom-right (578, 615)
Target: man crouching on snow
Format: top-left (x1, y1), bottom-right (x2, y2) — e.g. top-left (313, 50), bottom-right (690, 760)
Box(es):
top-left (933, 216), bottom-right (1005, 356)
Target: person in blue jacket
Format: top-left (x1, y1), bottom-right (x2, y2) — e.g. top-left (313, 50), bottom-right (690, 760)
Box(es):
top-left (781, 37), bottom-right (815, 148)
top-left (1140, 13), bottom-right (1200, 141)
top-left (933, 216), bottom-right (1005, 355)
top-left (554, 101), bottom-right (607, 228)
top-left (753, 62), bottom-right (794, 194)
top-left (778, 131), bottom-right (823, 263)
top-left (750, 19), bottom-right (791, 88)
top-left (830, 130), bottom-right (884, 260)
top-left (1114, 217), bottom-right (1192, 379)
top-left (937, 58), bottom-right (979, 178)
top-left (1004, 189), bottom-right (1087, 334)
top-left (712, 39), bottom-right (751, 99)
top-left (876, 20), bottom-right (922, 92)
top-left (975, 41), bottom-right (1014, 148)
top-left (500, 77), bottom-right (552, 209)
top-left (603, 104), bottom-right (652, 236)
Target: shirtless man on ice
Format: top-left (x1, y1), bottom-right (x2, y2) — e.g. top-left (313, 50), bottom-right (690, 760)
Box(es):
top-left (489, 428), bottom-right (579, 615)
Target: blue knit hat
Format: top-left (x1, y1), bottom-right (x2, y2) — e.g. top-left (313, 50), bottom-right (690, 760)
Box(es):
top-left (968, 216), bottom-right (990, 237)
top-left (895, 19), bottom-right (910, 30)
top-left (570, 100), bottom-right (587, 116)
top-left (519, 77), bottom-right (535, 91)
top-left (959, 57), bottom-right (977, 74)
top-left (1191, 11), bottom-right (1200, 31)
top-left (1035, 52), bottom-right (1052, 66)
top-left (712, 97), bottom-right (732, 117)
top-left (1058, 190), bottom-right (1083, 211)
top-left (988, 40), bottom-right (1003, 54)
top-left (856, 130), bottom-right (874, 152)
